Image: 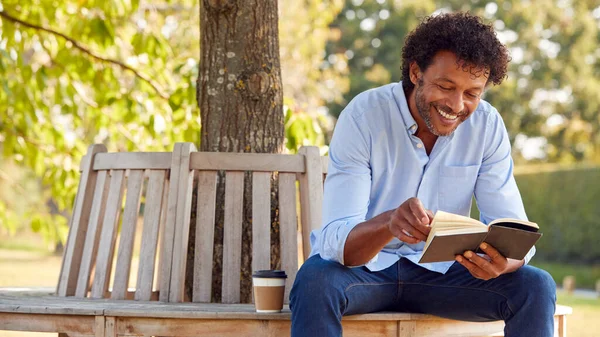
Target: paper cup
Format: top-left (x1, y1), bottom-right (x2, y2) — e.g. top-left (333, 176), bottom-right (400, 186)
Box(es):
top-left (252, 270), bottom-right (287, 313)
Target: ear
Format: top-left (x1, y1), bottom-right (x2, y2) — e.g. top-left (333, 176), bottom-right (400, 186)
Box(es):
top-left (409, 61), bottom-right (421, 85)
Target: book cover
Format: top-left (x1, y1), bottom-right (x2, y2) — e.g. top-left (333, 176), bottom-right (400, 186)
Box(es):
top-left (418, 212), bottom-right (542, 264)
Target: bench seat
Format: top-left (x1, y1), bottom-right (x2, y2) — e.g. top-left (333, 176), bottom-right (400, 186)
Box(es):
top-left (0, 292), bottom-right (572, 337)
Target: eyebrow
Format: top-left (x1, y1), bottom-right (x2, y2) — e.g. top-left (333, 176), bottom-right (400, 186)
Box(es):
top-left (436, 77), bottom-right (484, 92)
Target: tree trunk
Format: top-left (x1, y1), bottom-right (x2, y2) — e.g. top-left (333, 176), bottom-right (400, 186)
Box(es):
top-left (189, 0), bottom-right (284, 303)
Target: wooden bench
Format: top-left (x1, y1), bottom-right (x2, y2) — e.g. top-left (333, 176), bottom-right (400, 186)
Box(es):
top-left (0, 142), bottom-right (572, 337)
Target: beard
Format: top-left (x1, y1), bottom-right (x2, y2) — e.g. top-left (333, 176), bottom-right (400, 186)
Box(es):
top-left (414, 78), bottom-right (467, 137)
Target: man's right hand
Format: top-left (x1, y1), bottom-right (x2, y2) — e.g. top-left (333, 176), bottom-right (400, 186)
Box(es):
top-left (387, 198), bottom-right (434, 244)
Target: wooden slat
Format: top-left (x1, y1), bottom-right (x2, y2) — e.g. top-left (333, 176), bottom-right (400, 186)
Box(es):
top-left (154, 174), bottom-right (170, 293)
top-left (193, 171), bottom-right (218, 303)
top-left (95, 316), bottom-right (105, 337)
top-left (222, 171), bottom-right (244, 303)
top-left (252, 172), bottom-right (271, 273)
top-left (321, 155), bottom-right (329, 174)
top-left (75, 170), bottom-right (110, 298)
top-left (0, 313), bottom-right (95, 335)
top-left (58, 144), bottom-right (106, 297)
top-left (190, 152), bottom-right (304, 173)
top-left (159, 144), bottom-right (183, 302)
top-left (105, 316), bottom-right (116, 337)
top-left (297, 146), bottom-right (324, 261)
top-left (135, 170), bottom-right (167, 301)
top-left (111, 170), bottom-right (144, 300)
top-left (93, 152), bottom-right (171, 170)
top-left (91, 170), bottom-right (126, 299)
top-left (278, 173), bottom-right (298, 304)
top-left (114, 318), bottom-right (398, 337)
top-left (169, 142), bottom-right (196, 302)
top-left (399, 321), bottom-right (417, 337)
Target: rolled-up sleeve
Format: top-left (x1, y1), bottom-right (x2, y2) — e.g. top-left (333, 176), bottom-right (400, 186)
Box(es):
top-left (311, 108), bottom-right (373, 265)
top-left (475, 110), bottom-right (536, 264)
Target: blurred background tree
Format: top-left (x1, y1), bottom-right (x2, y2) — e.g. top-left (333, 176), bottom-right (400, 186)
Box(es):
top-left (324, 0), bottom-right (600, 164)
top-left (0, 0), bottom-right (599, 268)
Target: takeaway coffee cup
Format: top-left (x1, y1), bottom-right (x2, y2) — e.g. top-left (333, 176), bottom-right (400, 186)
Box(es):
top-left (252, 270), bottom-right (287, 313)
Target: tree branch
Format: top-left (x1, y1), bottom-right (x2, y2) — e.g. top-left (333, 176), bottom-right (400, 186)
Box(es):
top-left (0, 10), bottom-right (170, 100)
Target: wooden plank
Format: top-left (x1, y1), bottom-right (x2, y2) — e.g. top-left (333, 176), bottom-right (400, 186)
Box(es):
top-left (135, 170), bottom-right (167, 301)
top-left (278, 173), bottom-right (298, 305)
top-left (105, 316), bottom-right (116, 337)
top-left (94, 316), bottom-right (105, 337)
top-left (111, 169), bottom-right (144, 300)
top-left (222, 171), bottom-right (244, 303)
top-left (93, 152), bottom-right (171, 170)
top-left (0, 313), bottom-right (95, 334)
top-left (398, 321), bottom-right (416, 337)
top-left (90, 170), bottom-right (126, 299)
top-left (75, 170), bottom-right (110, 298)
top-left (321, 155), bottom-right (329, 174)
top-left (169, 142), bottom-right (196, 302)
top-left (58, 144), bottom-right (106, 297)
top-left (155, 173), bottom-right (170, 293)
top-left (297, 146), bottom-right (324, 261)
top-left (252, 172), bottom-right (271, 273)
top-left (113, 317), bottom-right (398, 337)
top-left (159, 144), bottom-right (183, 302)
top-left (190, 152), bottom-right (305, 173)
top-left (557, 315), bottom-right (567, 337)
top-left (193, 170), bottom-right (218, 303)
top-left (116, 317), bottom-right (269, 337)
top-left (343, 321), bottom-right (397, 337)
top-left (414, 319), bottom-right (504, 337)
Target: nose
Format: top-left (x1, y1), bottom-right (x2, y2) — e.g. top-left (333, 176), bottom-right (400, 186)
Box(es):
top-left (446, 92), bottom-right (464, 114)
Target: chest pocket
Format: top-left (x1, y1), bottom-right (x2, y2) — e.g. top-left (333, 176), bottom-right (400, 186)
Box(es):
top-left (438, 165), bottom-right (479, 216)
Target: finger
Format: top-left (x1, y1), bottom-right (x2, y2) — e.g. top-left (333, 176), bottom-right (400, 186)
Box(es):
top-left (464, 251), bottom-right (498, 277)
top-left (479, 242), bottom-right (507, 265)
top-left (425, 209), bottom-right (435, 224)
top-left (456, 255), bottom-right (491, 280)
top-left (408, 198), bottom-right (429, 225)
top-left (396, 231), bottom-right (421, 244)
top-left (387, 215), bottom-right (421, 244)
top-left (397, 208), bottom-right (429, 241)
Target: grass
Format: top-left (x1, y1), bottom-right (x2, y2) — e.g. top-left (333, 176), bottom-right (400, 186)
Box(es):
top-left (532, 261), bottom-right (600, 290)
top-left (0, 245), bottom-right (598, 336)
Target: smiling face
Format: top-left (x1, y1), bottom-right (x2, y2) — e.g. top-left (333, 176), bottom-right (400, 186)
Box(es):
top-left (408, 51), bottom-right (488, 137)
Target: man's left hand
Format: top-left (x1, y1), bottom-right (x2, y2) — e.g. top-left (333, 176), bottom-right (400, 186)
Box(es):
top-left (455, 242), bottom-right (524, 280)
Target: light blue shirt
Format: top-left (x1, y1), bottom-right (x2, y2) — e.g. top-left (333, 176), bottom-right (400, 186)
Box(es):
top-left (310, 81), bottom-right (535, 274)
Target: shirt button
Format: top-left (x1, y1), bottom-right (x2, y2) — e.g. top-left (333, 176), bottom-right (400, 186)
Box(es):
top-left (411, 125), bottom-right (417, 131)
top-left (416, 143), bottom-right (423, 149)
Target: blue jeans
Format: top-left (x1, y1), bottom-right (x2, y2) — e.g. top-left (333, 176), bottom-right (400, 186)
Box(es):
top-left (290, 255), bottom-right (556, 337)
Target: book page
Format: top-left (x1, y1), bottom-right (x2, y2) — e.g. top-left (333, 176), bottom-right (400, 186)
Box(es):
top-left (431, 211), bottom-right (486, 231)
top-left (489, 218), bottom-right (539, 231)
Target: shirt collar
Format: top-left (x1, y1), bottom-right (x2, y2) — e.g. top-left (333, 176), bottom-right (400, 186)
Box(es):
top-left (393, 81), bottom-right (418, 135)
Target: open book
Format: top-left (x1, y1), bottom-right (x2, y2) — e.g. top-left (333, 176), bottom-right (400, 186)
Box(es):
top-left (419, 211), bottom-right (542, 264)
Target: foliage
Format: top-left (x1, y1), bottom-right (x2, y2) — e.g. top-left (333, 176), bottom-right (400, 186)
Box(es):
top-left (0, 0), bottom-right (342, 243)
top-left (325, 0), bottom-right (600, 163)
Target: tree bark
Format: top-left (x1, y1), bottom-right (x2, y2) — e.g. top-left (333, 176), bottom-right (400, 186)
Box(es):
top-left (190, 0), bottom-right (284, 303)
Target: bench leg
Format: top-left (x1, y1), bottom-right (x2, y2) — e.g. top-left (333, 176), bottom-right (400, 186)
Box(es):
top-left (398, 321), bottom-right (416, 337)
top-left (95, 317), bottom-right (105, 337)
top-left (105, 317), bottom-right (116, 337)
top-left (557, 315), bottom-right (567, 337)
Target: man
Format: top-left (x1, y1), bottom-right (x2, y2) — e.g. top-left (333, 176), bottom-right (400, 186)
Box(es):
top-left (290, 12), bottom-right (556, 337)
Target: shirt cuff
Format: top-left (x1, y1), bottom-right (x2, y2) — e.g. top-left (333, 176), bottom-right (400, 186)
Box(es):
top-left (317, 218), bottom-right (376, 267)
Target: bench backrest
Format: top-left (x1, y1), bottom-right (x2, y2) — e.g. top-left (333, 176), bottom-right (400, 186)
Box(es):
top-left (57, 143), bottom-right (326, 305)
top-left (168, 145), bottom-right (324, 304)
top-left (57, 144), bottom-right (190, 301)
